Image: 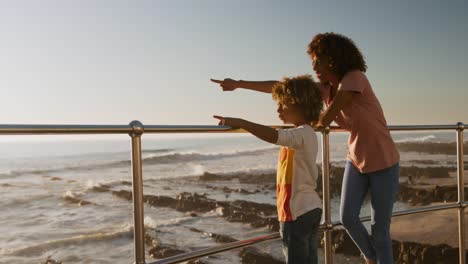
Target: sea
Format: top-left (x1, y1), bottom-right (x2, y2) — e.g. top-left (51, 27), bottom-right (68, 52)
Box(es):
top-left (0, 131), bottom-right (466, 264)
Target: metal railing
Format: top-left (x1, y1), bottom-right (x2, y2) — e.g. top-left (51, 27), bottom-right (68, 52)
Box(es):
top-left (0, 122), bottom-right (466, 264)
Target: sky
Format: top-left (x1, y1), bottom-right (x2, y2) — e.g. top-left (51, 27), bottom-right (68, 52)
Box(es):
top-left (0, 0), bottom-right (467, 127)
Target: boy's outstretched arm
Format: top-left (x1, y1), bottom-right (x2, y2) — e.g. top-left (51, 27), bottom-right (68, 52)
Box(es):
top-left (213, 115), bottom-right (278, 144)
top-left (210, 78), bottom-right (278, 94)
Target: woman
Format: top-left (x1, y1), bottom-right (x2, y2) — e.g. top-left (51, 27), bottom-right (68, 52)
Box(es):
top-left (211, 32), bottom-right (399, 264)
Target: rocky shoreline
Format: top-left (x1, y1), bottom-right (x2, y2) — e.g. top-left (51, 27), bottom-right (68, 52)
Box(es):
top-left (110, 186), bottom-right (466, 263)
top-left (47, 162), bottom-right (467, 263)
top-left (396, 142), bottom-right (468, 155)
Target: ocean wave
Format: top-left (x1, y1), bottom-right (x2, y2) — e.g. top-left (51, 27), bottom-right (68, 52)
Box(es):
top-left (0, 225), bottom-right (133, 257)
top-left (84, 180), bottom-right (115, 192)
top-left (0, 214), bottom-right (206, 257)
top-left (144, 215), bottom-right (198, 229)
top-left (0, 194), bottom-right (55, 207)
top-left (0, 147), bottom-right (277, 179)
top-left (395, 135), bottom-right (437, 143)
top-left (142, 147), bottom-right (277, 165)
top-left (62, 190), bottom-right (95, 206)
top-left (147, 167), bottom-right (278, 182)
top-left (142, 148), bottom-right (173, 154)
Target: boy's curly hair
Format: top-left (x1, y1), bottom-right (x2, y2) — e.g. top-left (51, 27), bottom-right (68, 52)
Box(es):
top-left (307, 32), bottom-right (367, 79)
top-left (272, 75), bottom-right (323, 122)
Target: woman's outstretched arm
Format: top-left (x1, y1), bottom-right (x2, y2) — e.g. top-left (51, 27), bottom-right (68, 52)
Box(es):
top-left (211, 78), bottom-right (278, 93)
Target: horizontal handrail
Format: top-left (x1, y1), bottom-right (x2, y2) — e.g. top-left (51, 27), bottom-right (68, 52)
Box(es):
top-left (0, 124), bottom-right (233, 134)
top-left (149, 202), bottom-right (467, 264)
top-left (149, 233), bottom-right (281, 264)
top-left (1, 121), bottom-right (465, 264)
top-left (0, 123), bottom-right (466, 134)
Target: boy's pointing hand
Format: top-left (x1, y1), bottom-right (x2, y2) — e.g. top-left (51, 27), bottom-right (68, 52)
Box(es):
top-left (213, 115), bottom-right (243, 129)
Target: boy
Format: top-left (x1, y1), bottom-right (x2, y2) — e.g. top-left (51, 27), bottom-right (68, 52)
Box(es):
top-left (213, 75), bottom-right (323, 264)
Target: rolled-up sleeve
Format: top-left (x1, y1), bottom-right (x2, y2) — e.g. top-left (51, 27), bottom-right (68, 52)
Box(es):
top-left (338, 70), bottom-right (366, 93)
top-left (275, 127), bottom-right (305, 149)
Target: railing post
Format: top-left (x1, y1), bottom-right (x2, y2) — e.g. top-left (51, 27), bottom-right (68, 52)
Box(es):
top-left (457, 122), bottom-right (465, 264)
top-left (130, 120), bottom-right (146, 264)
top-left (321, 128), bottom-right (333, 264)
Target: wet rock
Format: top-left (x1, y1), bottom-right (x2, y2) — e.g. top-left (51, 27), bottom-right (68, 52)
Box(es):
top-left (188, 212), bottom-right (198, 217)
top-left (120, 180), bottom-right (132, 186)
top-left (316, 165), bottom-right (345, 198)
top-left (199, 172), bottom-right (222, 181)
top-left (240, 247), bottom-right (285, 264)
top-left (393, 241), bottom-right (464, 264)
top-left (400, 166), bottom-right (452, 179)
top-left (175, 192), bottom-right (217, 213)
top-left (145, 231), bottom-right (207, 263)
top-left (149, 245), bottom-right (186, 259)
top-left (237, 173), bottom-right (276, 185)
top-left (40, 256), bottom-right (62, 264)
top-left (146, 195), bottom-right (178, 208)
top-left (324, 229), bottom-right (468, 263)
top-left (327, 229), bottom-right (361, 256)
top-left (396, 142), bottom-right (468, 155)
top-left (189, 227), bottom-right (238, 243)
top-left (63, 195), bottom-right (93, 206)
top-left (91, 184), bottom-right (111, 192)
top-left (112, 190), bottom-right (133, 200)
top-left (397, 184), bottom-right (467, 205)
top-left (215, 200), bottom-right (278, 231)
top-left (113, 190), bottom-right (278, 230)
top-left (407, 160), bottom-right (439, 165)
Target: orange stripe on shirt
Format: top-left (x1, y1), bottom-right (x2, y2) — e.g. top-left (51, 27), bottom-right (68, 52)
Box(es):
top-left (276, 147), bottom-right (294, 221)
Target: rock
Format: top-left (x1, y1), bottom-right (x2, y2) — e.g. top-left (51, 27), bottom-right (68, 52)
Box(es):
top-left (40, 256), bottom-right (62, 264)
top-left (63, 195), bottom-right (94, 206)
top-left (240, 247), bottom-right (285, 264)
top-left (325, 229), bottom-right (467, 264)
top-left (328, 229), bottom-right (361, 256)
top-left (396, 142), bottom-right (468, 155)
top-left (199, 172), bottom-right (221, 181)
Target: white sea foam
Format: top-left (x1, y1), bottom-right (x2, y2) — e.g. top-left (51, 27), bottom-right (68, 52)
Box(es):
top-left (63, 190), bottom-right (84, 199)
top-left (190, 164), bottom-right (206, 176)
top-left (144, 215), bottom-right (198, 229)
top-left (395, 135), bottom-right (437, 143)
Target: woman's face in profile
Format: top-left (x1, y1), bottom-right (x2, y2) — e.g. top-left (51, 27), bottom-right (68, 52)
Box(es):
top-left (311, 55), bottom-right (333, 84)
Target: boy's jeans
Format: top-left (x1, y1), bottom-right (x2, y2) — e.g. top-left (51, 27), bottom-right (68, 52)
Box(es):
top-left (279, 208), bottom-right (322, 264)
top-left (340, 161), bottom-right (399, 264)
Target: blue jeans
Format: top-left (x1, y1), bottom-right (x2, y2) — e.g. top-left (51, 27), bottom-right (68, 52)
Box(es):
top-left (279, 208), bottom-right (322, 264)
top-left (340, 161), bottom-right (399, 264)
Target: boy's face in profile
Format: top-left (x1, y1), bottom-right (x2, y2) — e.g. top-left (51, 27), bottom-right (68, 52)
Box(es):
top-left (276, 101), bottom-right (306, 126)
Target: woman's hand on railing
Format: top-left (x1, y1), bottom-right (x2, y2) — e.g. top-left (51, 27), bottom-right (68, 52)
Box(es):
top-left (210, 78), bottom-right (239, 92)
top-left (311, 120), bottom-right (325, 131)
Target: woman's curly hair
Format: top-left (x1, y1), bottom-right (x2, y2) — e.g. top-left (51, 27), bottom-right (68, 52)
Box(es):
top-left (307, 32), bottom-right (367, 79)
top-left (272, 75), bottom-right (323, 122)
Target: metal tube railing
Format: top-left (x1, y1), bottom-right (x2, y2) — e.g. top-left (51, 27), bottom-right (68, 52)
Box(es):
top-left (150, 233), bottom-right (281, 264)
top-left (129, 121), bottom-right (146, 264)
top-left (321, 128), bottom-right (333, 264)
top-left (0, 123), bottom-right (466, 264)
top-left (457, 122), bottom-right (466, 264)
